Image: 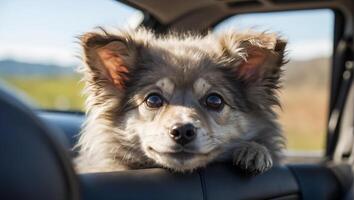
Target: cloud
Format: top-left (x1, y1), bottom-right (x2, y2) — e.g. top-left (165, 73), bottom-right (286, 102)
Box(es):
top-left (0, 10), bottom-right (144, 67)
top-left (0, 43), bottom-right (80, 67)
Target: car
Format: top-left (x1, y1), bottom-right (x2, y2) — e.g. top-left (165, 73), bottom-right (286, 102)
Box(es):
top-left (0, 0), bottom-right (353, 199)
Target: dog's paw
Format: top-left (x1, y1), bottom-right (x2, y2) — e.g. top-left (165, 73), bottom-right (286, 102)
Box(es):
top-left (232, 142), bottom-right (273, 175)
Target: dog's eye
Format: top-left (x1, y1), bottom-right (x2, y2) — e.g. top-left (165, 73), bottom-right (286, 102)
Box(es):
top-left (205, 93), bottom-right (224, 110)
top-left (145, 93), bottom-right (164, 108)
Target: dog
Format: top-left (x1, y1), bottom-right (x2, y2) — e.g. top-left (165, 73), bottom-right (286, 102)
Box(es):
top-left (75, 28), bottom-right (287, 174)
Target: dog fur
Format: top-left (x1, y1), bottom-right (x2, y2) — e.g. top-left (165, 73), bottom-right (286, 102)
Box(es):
top-left (75, 28), bottom-right (287, 174)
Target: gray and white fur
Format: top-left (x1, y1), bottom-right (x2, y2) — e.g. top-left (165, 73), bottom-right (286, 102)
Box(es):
top-left (75, 28), bottom-right (287, 174)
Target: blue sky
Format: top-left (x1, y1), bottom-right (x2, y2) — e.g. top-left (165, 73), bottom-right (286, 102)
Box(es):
top-left (0, 0), bottom-right (334, 66)
top-left (0, 0), bottom-right (142, 66)
top-left (215, 9), bottom-right (334, 61)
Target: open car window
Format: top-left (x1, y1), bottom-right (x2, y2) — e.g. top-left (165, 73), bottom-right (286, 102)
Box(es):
top-left (215, 9), bottom-right (334, 153)
top-left (0, 3), bottom-right (336, 154)
top-left (0, 0), bottom-right (143, 111)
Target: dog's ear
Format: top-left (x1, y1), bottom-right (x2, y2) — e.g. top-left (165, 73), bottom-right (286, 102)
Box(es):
top-left (219, 32), bottom-right (287, 83)
top-left (81, 31), bottom-right (137, 90)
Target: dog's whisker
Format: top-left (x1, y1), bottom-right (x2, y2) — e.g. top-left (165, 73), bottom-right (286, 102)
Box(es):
top-left (75, 27), bottom-right (286, 173)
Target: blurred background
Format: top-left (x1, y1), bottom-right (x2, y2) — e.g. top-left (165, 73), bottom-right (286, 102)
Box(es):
top-left (0, 0), bottom-right (333, 152)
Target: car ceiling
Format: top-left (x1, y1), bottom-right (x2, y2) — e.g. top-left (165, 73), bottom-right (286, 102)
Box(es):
top-left (120, 0), bottom-right (353, 33)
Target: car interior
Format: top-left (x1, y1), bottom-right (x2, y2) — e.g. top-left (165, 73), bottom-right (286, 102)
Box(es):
top-left (0, 0), bottom-right (353, 199)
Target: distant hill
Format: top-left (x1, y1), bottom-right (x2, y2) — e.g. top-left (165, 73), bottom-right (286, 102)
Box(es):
top-left (0, 59), bottom-right (77, 77)
top-left (0, 57), bottom-right (330, 85)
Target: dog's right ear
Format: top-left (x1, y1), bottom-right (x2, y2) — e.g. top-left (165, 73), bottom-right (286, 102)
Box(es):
top-left (81, 31), bottom-right (137, 90)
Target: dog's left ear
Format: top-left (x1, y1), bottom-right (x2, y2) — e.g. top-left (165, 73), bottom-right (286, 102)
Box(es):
top-left (81, 31), bottom-right (138, 90)
top-left (219, 32), bottom-right (287, 83)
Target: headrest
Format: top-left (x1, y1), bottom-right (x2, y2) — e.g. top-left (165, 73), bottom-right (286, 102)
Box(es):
top-left (0, 85), bottom-right (79, 200)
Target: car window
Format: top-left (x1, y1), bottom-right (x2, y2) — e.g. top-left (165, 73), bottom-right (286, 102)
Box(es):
top-left (0, 0), bottom-right (143, 110)
top-left (0, 4), bottom-right (334, 153)
top-left (215, 9), bottom-right (334, 152)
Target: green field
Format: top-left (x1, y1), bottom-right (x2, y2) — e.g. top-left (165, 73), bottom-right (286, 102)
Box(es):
top-left (3, 76), bottom-right (85, 110)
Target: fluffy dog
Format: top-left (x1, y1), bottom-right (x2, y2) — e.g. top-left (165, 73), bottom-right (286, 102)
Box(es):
top-left (75, 28), bottom-right (287, 174)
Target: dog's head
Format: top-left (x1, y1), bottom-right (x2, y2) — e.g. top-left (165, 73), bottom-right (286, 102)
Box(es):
top-left (80, 28), bottom-right (286, 171)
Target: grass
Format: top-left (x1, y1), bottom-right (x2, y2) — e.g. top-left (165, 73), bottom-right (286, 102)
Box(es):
top-left (1, 75), bottom-right (328, 151)
top-left (277, 85), bottom-right (328, 150)
top-left (2, 76), bottom-right (85, 110)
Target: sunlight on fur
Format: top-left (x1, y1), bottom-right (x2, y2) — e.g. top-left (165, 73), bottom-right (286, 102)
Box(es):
top-left (75, 28), bottom-right (287, 175)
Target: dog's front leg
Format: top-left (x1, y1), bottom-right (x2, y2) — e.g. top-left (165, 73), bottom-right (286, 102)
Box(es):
top-left (232, 141), bottom-right (273, 175)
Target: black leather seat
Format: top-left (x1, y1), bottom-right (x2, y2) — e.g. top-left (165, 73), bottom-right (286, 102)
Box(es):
top-left (80, 163), bottom-right (352, 200)
top-left (0, 86), bottom-right (79, 200)
top-left (38, 111), bottom-right (84, 156)
top-left (81, 163), bottom-right (298, 200)
top-left (0, 86), bottom-right (353, 200)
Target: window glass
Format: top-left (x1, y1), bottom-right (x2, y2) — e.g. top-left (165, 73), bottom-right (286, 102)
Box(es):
top-left (0, 5), bottom-right (334, 152)
top-left (215, 9), bottom-right (334, 151)
top-left (0, 0), bottom-right (143, 110)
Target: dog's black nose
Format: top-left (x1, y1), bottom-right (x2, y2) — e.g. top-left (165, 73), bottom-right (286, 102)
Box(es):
top-left (169, 123), bottom-right (196, 145)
